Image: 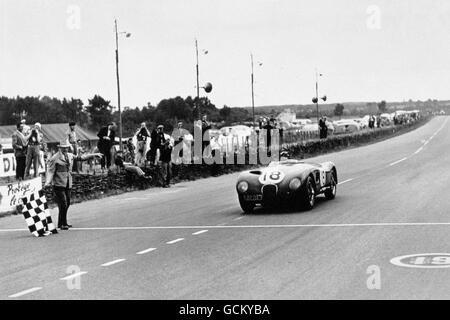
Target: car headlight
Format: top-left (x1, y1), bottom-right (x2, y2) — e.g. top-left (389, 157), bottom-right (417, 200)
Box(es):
top-left (237, 181), bottom-right (249, 193)
top-left (289, 178), bottom-right (301, 190)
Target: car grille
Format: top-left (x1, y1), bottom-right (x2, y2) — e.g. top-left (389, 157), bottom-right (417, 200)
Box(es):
top-left (262, 184), bottom-right (278, 203)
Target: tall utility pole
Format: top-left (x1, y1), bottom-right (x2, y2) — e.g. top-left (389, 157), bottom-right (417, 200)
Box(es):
top-left (315, 69), bottom-right (319, 125)
top-left (251, 53), bottom-right (255, 127)
top-left (195, 39), bottom-right (200, 117)
top-left (114, 19), bottom-right (123, 152)
top-left (114, 19), bottom-right (131, 152)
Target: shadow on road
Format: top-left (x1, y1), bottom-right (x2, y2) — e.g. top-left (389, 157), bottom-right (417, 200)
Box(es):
top-left (245, 196), bottom-right (330, 216)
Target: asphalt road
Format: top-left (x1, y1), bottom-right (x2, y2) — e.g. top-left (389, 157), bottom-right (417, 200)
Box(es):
top-left (1, 116), bottom-right (449, 300)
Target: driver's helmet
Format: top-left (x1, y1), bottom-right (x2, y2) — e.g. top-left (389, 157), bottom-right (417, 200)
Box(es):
top-left (279, 150), bottom-right (290, 161)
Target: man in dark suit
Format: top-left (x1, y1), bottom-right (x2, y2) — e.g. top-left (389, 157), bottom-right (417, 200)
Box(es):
top-left (148, 125), bottom-right (165, 165)
top-left (97, 122), bottom-right (116, 169)
top-left (12, 122), bottom-right (29, 180)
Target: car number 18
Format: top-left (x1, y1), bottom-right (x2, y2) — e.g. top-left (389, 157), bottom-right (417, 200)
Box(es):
top-left (259, 170), bottom-right (285, 184)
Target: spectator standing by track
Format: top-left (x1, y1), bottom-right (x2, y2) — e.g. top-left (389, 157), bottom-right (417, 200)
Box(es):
top-left (97, 122), bottom-right (116, 170)
top-left (12, 122), bottom-right (29, 180)
top-left (25, 123), bottom-right (43, 178)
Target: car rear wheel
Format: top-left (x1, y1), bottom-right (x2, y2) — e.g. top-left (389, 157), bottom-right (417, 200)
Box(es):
top-left (302, 176), bottom-right (316, 210)
top-left (324, 171), bottom-right (337, 200)
top-left (239, 197), bottom-right (255, 214)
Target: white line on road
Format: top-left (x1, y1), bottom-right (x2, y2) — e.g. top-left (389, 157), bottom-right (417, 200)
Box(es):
top-left (166, 238), bottom-right (184, 244)
top-left (136, 248), bottom-right (157, 255)
top-left (60, 271), bottom-right (88, 281)
top-left (32, 222), bottom-right (450, 232)
top-left (8, 287), bottom-right (42, 298)
top-left (0, 228), bottom-right (29, 232)
top-left (233, 217), bottom-right (244, 221)
top-left (101, 259), bottom-right (126, 267)
top-left (389, 157), bottom-right (408, 166)
top-left (414, 146), bottom-right (424, 155)
top-left (338, 178), bottom-right (353, 185)
top-left (192, 230), bottom-right (208, 235)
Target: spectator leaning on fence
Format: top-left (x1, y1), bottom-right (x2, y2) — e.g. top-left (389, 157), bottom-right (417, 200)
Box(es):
top-left (12, 122), bottom-right (29, 180)
top-left (44, 140), bottom-right (103, 230)
top-left (115, 151), bottom-right (152, 181)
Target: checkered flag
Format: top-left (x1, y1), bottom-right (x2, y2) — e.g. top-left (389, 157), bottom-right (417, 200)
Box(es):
top-left (21, 189), bottom-right (58, 237)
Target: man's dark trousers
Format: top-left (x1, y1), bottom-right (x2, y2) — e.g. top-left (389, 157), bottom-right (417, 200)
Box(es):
top-left (54, 186), bottom-right (71, 227)
top-left (15, 156), bottom-right (26, 180)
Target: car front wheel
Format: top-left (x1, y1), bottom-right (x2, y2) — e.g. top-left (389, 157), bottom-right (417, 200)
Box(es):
top-left (324, 172), bottom-right (337, 200)
top-left (302, 176), bottom-right (316, 210)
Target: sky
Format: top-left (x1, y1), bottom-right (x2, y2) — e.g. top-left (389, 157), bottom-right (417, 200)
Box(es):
top-left (1, 0), bottom-right (450, 111)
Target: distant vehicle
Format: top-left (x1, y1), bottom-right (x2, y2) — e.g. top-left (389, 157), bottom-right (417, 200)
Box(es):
top-left (292, 119), bottom-right (312, 126)
top-left (333, 120), bottom-right (361, 134)
top-left (302, 123), bottom-right (319, 132)
top-left (220, 125), bottom-right (252, 137)
top-left (355, 117), bottom-right (369, 129)
top-left (236, 159), bottom-right (338, 213)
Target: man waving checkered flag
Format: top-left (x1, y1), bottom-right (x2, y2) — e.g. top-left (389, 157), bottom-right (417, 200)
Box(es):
top-left (21, 189), bottom-right (58, 237)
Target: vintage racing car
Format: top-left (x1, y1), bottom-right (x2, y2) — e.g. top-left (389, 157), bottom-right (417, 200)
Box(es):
top-left (236, 159), bottom-right (337, 213)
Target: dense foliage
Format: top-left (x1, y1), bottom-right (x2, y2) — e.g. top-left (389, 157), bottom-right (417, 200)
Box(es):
top-left (0, 95), bottom-right (252, 136)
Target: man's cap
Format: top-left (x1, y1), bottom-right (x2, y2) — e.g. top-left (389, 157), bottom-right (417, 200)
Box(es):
top-left (34, 122), bottom-right (41, 128)
top-left (157, 125), bottom-right (164, 129)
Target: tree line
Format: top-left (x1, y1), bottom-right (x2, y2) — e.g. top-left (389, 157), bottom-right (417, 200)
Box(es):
top-left (0, 95), bottom-right (252, 136)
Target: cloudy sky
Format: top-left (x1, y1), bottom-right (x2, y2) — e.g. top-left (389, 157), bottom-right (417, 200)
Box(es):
top-left (1, 0), bottom-right (450, 110)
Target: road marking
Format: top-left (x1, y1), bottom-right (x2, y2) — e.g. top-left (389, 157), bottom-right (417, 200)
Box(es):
top-left (0, 228), bottom-right (27, 232)
top-left (17, 221), bottom-right (449, 232)
top-left (166, 238), bottom-right (184, 244)
top-left (136, 248), bottom-right (157, 255)
top-left (101, 259), bottom-right (126, 267)
top-left (409, 117), bottom-right (448, 158)
top-left (389, 157), bottom-right (408, 166)
top-left (338, 178), bottom-right (353, 185)
top-left (192, 230), bottom-right (208, 235)
top-left (390, 253), bottom-right (450, 269)
top-left (414, 146), bottom-right (424, 155)
top-left (8, 287), bottom-right (42, 298)
top-left (60, 271), bottom-right (88, 281)
top-left (233, 217), bottom-right (244, 221)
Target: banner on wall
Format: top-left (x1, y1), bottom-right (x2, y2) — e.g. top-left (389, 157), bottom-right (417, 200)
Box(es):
top-left (0, 154), bottom-right (45, 178)
top-left (0, 177), bottom-right (43, 214)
